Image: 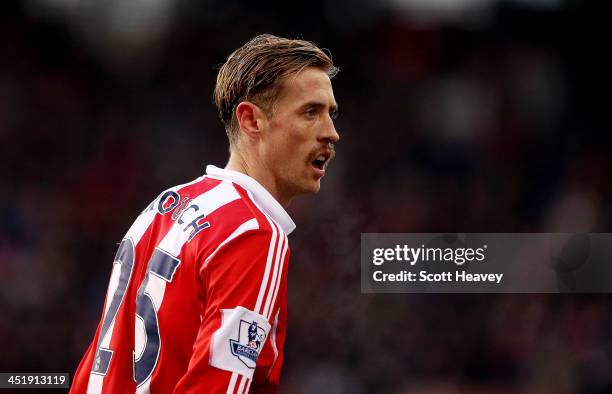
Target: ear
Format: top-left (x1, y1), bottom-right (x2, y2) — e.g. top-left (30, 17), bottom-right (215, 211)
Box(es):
top-left (235, 101), bottom-right (267, 141)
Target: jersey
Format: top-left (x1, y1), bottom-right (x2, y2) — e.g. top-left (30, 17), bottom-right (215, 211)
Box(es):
top-left (71, 165), bottom-right (296, 394)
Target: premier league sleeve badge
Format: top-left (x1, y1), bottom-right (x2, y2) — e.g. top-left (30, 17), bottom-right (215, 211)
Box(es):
top-left (210, 306), bottom-right (271, 378)
top-left (230, 320), bottom-right (267, 368)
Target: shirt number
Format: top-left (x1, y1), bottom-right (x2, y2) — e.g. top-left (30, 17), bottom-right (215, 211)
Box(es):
top-left (90, 239), bottom-right (181, 388)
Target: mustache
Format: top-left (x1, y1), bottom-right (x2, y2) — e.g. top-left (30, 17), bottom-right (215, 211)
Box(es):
top-left (312, 143), bottom-right (336, 162)
top-left (328, 144), bottom-right (336, 161)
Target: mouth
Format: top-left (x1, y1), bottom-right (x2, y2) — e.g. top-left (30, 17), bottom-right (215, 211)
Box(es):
top-left (311, 150), bottom-right (332, 175)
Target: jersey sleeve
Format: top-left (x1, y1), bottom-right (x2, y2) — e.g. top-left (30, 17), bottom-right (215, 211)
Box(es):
top-left (174, 226), bottom-right (289, 394)
top-left (250, 300), bottom-right (287, 394)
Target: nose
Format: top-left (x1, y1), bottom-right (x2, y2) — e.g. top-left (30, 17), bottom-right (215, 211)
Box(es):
top-left (320, 117), bottom-right (340, 144)
top-left (329, 125), bottom-right (340, 143)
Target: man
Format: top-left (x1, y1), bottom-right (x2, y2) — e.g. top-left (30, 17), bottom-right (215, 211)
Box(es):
top-left (71, 34), bottom-right (339, 394)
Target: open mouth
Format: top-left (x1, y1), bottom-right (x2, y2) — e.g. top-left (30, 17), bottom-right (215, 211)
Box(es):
top-left (312, 153), bottom-right (330, 171)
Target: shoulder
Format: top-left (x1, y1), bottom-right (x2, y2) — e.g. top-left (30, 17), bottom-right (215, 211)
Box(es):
top-left (200, 222), bottom-right (288, 272)
top-left (197, 183), bottom-right (289, 269)
top-left (175, 178), bottom-right (286, 260)
top-left (201, 177), bottom-right (283, 235)
top-left (149, 176), bottom-right (263, 228)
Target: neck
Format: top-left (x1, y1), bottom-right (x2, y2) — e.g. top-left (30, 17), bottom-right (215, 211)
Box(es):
top-left (225, 151), bottom-right (292, 208)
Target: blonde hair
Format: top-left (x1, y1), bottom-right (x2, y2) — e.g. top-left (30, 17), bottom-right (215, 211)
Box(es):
top-left (214, 34), bottom-right (338, 146)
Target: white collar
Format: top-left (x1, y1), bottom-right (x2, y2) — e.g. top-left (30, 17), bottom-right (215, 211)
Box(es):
top-left (206, 165), bottom-right (296, 235)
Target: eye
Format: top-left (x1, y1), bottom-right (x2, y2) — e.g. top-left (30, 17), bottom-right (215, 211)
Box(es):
top-left (329, 109), bottom-right (339, 120)
top-left (305, 107), bottom-right (318, 118)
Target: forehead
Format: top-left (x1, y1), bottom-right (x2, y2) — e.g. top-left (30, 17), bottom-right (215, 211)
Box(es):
top-left (276, 67), bottom-right (336, 108)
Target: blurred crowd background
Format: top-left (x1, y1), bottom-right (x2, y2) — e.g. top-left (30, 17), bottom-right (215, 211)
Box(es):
top-left (1, 0), bottom-right (611, 393)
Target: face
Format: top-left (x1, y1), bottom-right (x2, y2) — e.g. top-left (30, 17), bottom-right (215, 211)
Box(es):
top-left (260, 67), bottom-right (339, 203)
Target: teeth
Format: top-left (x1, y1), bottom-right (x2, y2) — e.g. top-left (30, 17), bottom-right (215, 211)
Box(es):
top-left (316, 155), bottom-right (325, 161)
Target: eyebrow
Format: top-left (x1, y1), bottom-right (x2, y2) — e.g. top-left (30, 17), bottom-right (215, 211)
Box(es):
top-left (300, 101), bottom-right (339, 113)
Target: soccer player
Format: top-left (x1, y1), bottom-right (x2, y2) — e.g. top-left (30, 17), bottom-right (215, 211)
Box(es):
top-left (70, 34), bottom-right (339, 394)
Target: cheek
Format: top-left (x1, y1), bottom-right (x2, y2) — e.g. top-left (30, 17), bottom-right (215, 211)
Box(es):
top-left (266, 120), bottom-right (313, 168)
top-left (273, 130), bottom-right (310, 155)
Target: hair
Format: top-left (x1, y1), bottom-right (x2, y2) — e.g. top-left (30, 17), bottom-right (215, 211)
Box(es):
top-left (214, 34), bottom-right (338, 146)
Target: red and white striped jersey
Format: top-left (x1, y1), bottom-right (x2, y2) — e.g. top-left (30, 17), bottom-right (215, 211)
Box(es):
top-left (71, 165), bottom-right (295, 394)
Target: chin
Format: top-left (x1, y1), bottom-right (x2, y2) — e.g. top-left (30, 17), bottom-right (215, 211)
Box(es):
top-left (295, 181), bottom-right (321, 196)
top-left (308, 180), bottom-right (322, 194)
